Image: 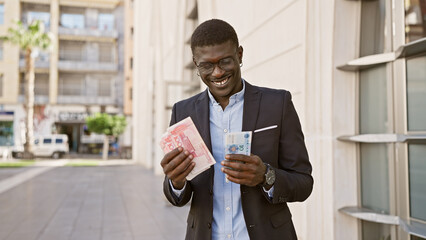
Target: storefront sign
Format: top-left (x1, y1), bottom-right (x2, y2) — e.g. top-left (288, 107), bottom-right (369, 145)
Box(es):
top-left (58, 112), bottom-right (89, 122)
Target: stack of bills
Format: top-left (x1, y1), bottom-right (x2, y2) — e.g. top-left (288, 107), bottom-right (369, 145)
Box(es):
top-left (159, 117), bottom-right (216, 180)
top-left (224, 131), bottom-right (252, 156)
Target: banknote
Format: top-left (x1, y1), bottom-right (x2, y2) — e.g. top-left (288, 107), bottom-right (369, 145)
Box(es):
top-left (225, 131), bottom-right (252, 156)
top-left (159, 117), bottom-right (216, 180)
top-left (224, 131), bottom-right (252, 170)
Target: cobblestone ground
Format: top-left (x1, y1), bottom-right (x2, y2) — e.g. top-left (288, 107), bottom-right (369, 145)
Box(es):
top-left (0, 164), bottom-right (189, 240)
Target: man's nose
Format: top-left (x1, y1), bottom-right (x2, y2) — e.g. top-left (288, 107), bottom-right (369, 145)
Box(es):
top-left (211, 64), bottom-right (225, 77)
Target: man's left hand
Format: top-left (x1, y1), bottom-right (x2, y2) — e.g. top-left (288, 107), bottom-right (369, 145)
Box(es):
top-left (221, 154), bottom-right (266, 187)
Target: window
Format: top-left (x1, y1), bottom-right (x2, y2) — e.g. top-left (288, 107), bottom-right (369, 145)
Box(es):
top-left (405, 0), bottom-right (426, 43)
top-left (406, 55), bottom-right (426, 131)
top-left (338, 0), bottom-right (426, 239)
top-left (59, 40), bottom-right (85, 61)
top-left (99, 42), bottom-right (114, 62)
top-left (55, 139), bottom-right (63, 144)
top-left (61, 13), bottom-right (84, 29)
top-left (43, 138), bottom-right (52, 144)
top-left (98, 78), bottom-right (111, 97)
top-left (19, 73), bottom-right (49, 96)
top-left (98, 13), bottom-right (114, 31)
top-left (27, 11), bottom-right (50, 30)
top-left (0, 121), bottom-right (13, 146)
top-left (59, 74), bottom-right (85, 96)
top-left (0, 4), bottom-right (4, 25)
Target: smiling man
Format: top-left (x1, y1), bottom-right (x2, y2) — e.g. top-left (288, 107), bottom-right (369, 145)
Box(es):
top-left (160, 19), bottom-right (313, 240)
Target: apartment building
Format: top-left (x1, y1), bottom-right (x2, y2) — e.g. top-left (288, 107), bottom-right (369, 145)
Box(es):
top-left (0, 0), bottom-right (124, 154)
top-left (133, 0), bottom-right (426, 239)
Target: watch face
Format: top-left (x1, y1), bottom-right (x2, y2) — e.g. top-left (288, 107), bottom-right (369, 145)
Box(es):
top-left (266, 169), bottom-right (275, 185)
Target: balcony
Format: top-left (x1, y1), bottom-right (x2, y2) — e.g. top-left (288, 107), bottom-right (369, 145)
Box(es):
top-left (58, 61), bottom-right (118, 72)
top-left (19, 59), bottom-right (50, 71)
top-left (57, 95), bottom-right (115, 105)
top-left (58, 27), bottom-right (118, 41)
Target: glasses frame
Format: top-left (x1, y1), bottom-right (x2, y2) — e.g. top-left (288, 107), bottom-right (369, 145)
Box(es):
top-left (194, 50), bottom-right (239, 75)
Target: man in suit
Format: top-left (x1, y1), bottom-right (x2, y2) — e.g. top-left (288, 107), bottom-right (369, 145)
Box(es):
top-left (160, 19), bottom-right (313, 240)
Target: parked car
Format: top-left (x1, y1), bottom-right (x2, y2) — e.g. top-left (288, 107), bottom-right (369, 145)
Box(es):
top-left (12, 134), bottom-right (69, 159)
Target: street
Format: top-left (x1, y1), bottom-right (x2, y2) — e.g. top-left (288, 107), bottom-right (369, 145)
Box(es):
top-left (0, 162), bottom-right (189, 240)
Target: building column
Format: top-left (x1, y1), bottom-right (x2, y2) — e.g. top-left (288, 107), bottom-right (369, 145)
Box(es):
top-left (49, 0), bottom-right (59, 104)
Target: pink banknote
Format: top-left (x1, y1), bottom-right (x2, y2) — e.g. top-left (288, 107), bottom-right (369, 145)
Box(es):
top-left (160, 117), bottom-right (216, 180)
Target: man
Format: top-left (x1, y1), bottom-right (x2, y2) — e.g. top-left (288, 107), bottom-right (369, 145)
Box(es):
top-left (161, 19), bottom-right (313, 240)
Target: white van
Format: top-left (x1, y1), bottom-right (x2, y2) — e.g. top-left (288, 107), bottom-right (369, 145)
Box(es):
top-left (12, 134), bottom-right (69, 159)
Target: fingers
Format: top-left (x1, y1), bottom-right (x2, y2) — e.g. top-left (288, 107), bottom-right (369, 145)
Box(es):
top-left (160, 147), bottom-right (183, 167)
top-left (225, 154), bottom-right (259, 164)
top-left (221, 154), bottom-right (265, 187)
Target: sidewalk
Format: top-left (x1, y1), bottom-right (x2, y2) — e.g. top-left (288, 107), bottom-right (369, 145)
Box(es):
top-left (0, 162), bottom-right (189, 240)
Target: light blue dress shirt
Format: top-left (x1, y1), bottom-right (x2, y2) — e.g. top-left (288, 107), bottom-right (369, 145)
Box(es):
top-left (170, 79), bottom-right (273, 239)
top-left (208, 81), bottom-right (249, 240)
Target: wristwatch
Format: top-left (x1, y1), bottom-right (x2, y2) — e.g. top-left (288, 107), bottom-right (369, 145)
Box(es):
top-left (262, 163), bottom-right (276, 188)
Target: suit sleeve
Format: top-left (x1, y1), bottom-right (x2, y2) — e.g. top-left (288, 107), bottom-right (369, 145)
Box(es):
top-left (162, 103), bottom-right (193, 207)
top-left (267, 91), bottom-right (313, 204)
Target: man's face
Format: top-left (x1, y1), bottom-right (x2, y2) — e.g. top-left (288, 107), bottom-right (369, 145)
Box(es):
top-left (193, 40), bottom-right (243, 105)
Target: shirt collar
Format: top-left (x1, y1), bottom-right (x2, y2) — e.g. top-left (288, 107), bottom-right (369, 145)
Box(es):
top-left (207, 79), bottom-right (246, 106)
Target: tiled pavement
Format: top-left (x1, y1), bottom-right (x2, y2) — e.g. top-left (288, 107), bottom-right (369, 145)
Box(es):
top-left (0, 164), bottom-right (189, 240)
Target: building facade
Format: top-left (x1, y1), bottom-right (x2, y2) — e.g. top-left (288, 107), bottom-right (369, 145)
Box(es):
top-left (132, 0), bottom-right (426, 239)
top-left (0, 0), bottom-right (125, 155)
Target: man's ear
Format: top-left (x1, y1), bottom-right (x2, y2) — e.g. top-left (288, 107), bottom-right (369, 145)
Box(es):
top-left (238, 46), bottom-right (244, 63)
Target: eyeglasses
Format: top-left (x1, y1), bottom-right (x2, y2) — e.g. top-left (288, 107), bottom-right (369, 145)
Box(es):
top-left (194, 56), bottom-right (236, 74)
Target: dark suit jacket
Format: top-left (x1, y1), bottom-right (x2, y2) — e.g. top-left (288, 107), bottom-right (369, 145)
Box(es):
top-left (163, 81), bottom-right (313, 240)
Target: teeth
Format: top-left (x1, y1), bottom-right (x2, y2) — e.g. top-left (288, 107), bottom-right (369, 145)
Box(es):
top-left (212, 77), bottom-right (229, 86)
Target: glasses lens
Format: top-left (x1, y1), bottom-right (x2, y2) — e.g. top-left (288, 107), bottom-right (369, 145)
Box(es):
top-left (219, 57), bottom-right (234, 70)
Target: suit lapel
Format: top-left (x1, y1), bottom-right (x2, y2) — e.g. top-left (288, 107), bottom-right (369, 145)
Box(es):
top-left (194, 89), bottom-right (214, 186)
top-left (194, 89), bottom-right (212, 153)
top-left (242, 82), bottom-right (262, 131)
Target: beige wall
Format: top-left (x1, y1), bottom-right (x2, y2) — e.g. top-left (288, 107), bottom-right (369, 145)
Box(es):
top-left (132, 0), bottom-right (363, 239)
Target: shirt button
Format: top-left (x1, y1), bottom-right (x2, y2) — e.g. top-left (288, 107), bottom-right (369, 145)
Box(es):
top-left (227, 234), bottom-right (231, 238)
top-left (224, 129), bottom-right (228, 133)
top-left (226, 207), bottom-right (230, 211)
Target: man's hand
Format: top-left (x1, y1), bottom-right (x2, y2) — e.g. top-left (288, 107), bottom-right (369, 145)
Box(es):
top-left (221, 154), bottom-right (266, 187)
top-left (160, 147), bottom-right (195, 189)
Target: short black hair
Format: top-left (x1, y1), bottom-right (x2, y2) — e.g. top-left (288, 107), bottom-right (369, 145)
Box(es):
top-left (191, 19), bottom-right (239, 53)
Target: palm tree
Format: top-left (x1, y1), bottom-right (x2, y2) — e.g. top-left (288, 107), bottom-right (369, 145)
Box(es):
top-left (1, 20), bottom-right (52, 158)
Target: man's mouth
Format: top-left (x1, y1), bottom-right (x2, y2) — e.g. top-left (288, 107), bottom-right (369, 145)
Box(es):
top-left (211, 76), bottom-right (230, 87)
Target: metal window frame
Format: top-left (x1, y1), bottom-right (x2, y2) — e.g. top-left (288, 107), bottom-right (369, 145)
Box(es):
top-left (339, 207), bottom-right (426, 238)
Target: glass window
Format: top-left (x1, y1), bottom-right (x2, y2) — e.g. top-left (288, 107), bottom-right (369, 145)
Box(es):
top-left (359, 65), bottom-right (388, 134)
top-left (27, 12), bottom-right (50, 30)
top-left (409, 144), bottom-right (426, 221)
top-left (98, 78), bottom-right (111, 97)
top-left (412, 235), bottom-right (426, 240)
top-left (61, 13), bottom-right (85, 29)
top-left (0, 121), bottom-right (13, 146)
top-left (55, 139), bottom-right (63, 144)
top-left (59, 40), bottom-right (85, 61)
top-left (99, 43), bottom-right (114, 62)
top-left (43, 138), bottom-right (52, 144)
top-left (19, 73), bottom-right (49, 96)
top-left (360, 0), bottom-right (387, 57)
top-left (59, 74), bottom-right (85, 96)
top-left (406, 55), bottom-right (426, 131)
top-left (98, 13), bottom-right (114, 31)
top-left (405, 0), bottom-right (426, 43)
top-left (360, 143), bottom-right (390, 213)
top-left (0, 4), bottom-right (4, 25)
top-left (362, 221), bottom-right (391, 240)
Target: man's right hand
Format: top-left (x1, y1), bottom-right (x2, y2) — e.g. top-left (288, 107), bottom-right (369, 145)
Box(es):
top-left (160, 147), bottom-right (195, 189)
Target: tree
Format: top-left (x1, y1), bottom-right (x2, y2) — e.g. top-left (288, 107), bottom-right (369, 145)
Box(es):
top-left (85, 113), bottom-right (127, 160)
top-left (1, 20), bottom-right (52, 158)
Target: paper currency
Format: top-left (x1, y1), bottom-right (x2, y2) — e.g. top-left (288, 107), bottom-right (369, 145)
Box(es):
top-left (159, 117), bottom-right (216, 180)
top-left (225, 131), bottom-right (252, 156)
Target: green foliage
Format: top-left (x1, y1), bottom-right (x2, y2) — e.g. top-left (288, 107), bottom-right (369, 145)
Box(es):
top-left (0, 161), bottom-right (35, 168)
top-left (85, 113), bottom-right (127, 137)
top-left (0, 20), bottom-right (52, 50)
